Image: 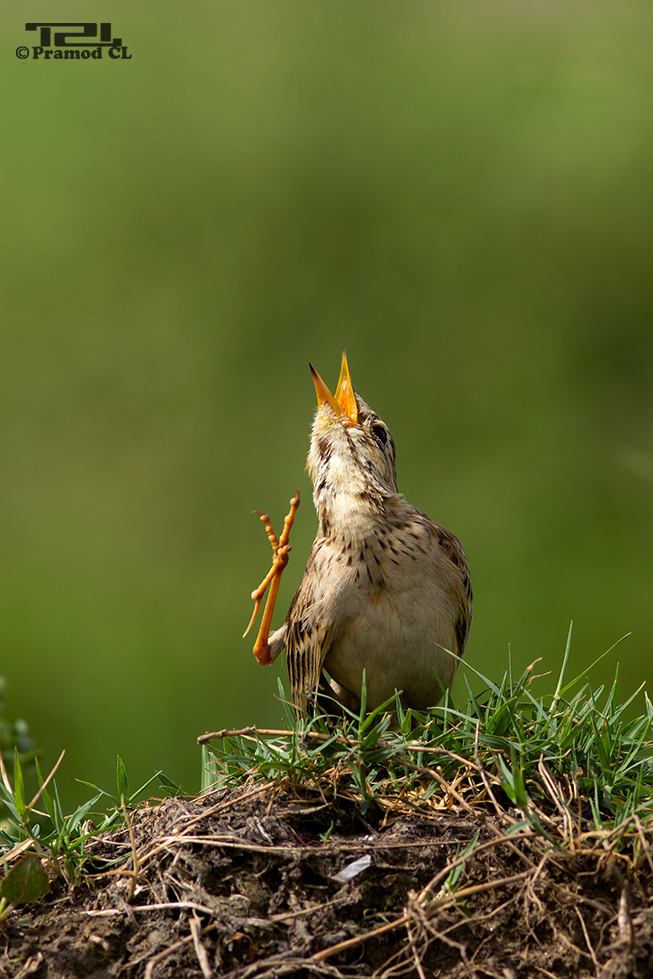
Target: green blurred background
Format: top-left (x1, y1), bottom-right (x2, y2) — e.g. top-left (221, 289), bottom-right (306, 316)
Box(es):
top-left (2, 2), bottom-right (652, 806)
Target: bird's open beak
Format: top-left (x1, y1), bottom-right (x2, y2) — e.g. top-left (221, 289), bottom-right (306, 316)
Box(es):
top-left (309, 349), bottom-right (358, 426)
top-left (335, 349), bottom-right (358, 425)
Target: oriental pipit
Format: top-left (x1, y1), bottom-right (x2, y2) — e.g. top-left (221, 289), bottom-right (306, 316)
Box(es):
top-left (244, 350), bottom-right (472, 715)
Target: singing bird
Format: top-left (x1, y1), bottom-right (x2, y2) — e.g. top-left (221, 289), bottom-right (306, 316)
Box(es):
top-left (244, 351), bottom-right (472, 715)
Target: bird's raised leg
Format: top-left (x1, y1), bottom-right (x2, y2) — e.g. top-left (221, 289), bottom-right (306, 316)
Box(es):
top-left (243, 491), bottom-right (300, 665)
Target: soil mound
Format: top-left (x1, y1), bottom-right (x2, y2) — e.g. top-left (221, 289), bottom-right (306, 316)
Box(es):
top-left (3, 784), bottom-right (652, 978)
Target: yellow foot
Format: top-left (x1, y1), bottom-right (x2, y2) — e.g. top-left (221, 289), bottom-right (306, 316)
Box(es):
top-left (243, 491), bottom-right (300, 665)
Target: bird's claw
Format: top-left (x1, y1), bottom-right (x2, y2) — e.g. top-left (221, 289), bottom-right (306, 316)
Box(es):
top-left (244, 492), bottom-right (300, 665)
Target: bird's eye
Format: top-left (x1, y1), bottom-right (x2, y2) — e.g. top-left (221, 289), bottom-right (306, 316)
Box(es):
top-left (370, 422), bottom-right (388, 446)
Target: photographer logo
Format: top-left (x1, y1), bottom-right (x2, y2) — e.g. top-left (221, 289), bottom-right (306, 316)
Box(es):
top-left (18, 23), bottom-right (131, 60)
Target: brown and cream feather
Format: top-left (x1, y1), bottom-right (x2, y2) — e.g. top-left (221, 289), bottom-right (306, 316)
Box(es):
top-left (265, 353), bottom-right (472, 715)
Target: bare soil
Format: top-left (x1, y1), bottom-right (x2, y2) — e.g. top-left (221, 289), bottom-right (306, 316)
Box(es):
top-left (2, 783), bottom-right (653, 979)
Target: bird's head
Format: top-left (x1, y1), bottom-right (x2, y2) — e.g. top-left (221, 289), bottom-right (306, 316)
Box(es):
top-left (306, 351), bottom-right (398, 517)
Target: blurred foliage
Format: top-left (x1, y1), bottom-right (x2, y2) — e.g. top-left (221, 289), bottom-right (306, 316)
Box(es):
top-left (1, 1), bottom-right (652, 806)
top-left (0, 678), bottom-right (33, 761)
top-left (0, 675), bottom-right (35, 825)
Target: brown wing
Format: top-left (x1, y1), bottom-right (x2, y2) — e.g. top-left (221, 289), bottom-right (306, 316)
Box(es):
top-left (432, 522), bottom-right (473, 659)
top-left (407, 504), bottom-right (472, 661)
top-left (284, 546), bottom-right (333, 714)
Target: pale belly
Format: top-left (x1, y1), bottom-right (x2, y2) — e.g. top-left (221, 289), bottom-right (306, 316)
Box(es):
top-left (323, 572), bottom-right (459, 711)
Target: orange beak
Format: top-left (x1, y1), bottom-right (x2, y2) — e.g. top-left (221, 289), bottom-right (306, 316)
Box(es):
top-left (309, 349), bottom-right (358, 426)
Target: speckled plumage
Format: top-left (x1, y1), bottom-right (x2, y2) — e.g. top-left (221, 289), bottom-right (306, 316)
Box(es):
top-left (263, 356), bottom-right (473, 715)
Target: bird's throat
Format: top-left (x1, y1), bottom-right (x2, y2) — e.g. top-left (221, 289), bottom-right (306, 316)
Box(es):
top-left (314, 479), bottom-right (399, 544)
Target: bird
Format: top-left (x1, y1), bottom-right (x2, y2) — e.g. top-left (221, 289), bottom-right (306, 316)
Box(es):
top-left (244, 350), bottom-right (472, 716)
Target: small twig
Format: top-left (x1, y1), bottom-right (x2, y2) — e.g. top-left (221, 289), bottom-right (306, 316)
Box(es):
top-left (312, 908), bottom-right (412, 962)
top-left (427, 871), bottom-right (531, 912)
top-left (222, 952), bottom-right (347, 979)
top-left (0, 838), bottom-right (41, 866)
top-left (199, 726), bottom-right (348, 746)
top-left (537, 757), bottom-right (576, 842)
top-left (268, 894), bottom-right (349, 923)
top-left (0, 898), bottom-right (17, 923)
top-left (0, 748), bottom-right (13, 795)
top-left (473, 720), bottom-right (506, 819)
top-left (121, 799), bottom-right (139, 903)
top-left (190, 914), bottom-right (213, 979)
top-left (83, 900), bottom-right (218, 917)
top-left (405, 920), bottom-right (428, 979)
top-left (143, 924), bottom-right (217, 979)
top-left (633, 813), bottom-right (653, 876)
top-left (26, 749), bottom-right (66, 815)
top-left (0, 746), bottom-right (65, 826)
top-left (617, 885), bottom-right (634, 951)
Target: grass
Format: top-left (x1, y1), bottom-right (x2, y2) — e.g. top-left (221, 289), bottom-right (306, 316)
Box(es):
top-left (201, 625), bottom-right (653, 858)
top-left (1, 623), bottom-right (652, 914)
top-left (0, 749), bottom-right (181, 893)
